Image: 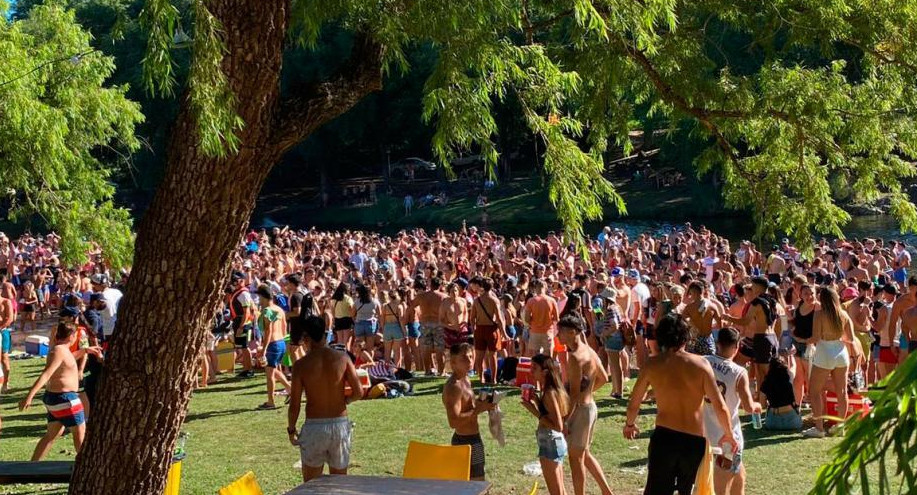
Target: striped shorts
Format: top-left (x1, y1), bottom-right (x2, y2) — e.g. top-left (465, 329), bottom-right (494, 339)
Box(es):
top-left (43, 391), bottom-right (85, 428)
top-left (451, 433), bottom-right (485, 479)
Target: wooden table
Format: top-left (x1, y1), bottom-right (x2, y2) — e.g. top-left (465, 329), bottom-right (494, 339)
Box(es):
top-left (0, 461), bottom-right (74, 484)
top-left (285, 475), bottom-right (491, 494)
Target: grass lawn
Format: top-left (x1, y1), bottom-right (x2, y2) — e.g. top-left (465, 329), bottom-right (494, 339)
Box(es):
top-left (0, 359), bottom-right (841, 495)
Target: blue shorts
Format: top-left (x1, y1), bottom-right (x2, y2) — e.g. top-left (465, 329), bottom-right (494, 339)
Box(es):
top-left (355, 320), bottom-right (376, 339)
top-left (604, 332), bottom-right (625, 352)
top-left (536, 427), bottom-right (567, 463)
top-left (506, 325), bottom-right (517, 340)
top-left (43, 391), bottom-right (86, 428)
top-left (1, 328), bottom-right (11, 354)
top-left (406, 322), bottom-right (421, 339)
top-left (264, 340), bottom-right (286, 368)
top-left (383, 322), bottom-right (404, 341)
top-left (894, 268), bottom-right (908, 284)
top-left (900, 334), bottom-right (909, 351)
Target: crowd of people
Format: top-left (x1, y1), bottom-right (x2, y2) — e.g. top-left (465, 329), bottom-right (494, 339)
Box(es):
top-left (0, 222), bottom-right (914, 494)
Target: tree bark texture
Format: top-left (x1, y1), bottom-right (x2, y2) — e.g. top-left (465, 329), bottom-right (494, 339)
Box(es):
top-left (68, 1), bottom-right (381, 493)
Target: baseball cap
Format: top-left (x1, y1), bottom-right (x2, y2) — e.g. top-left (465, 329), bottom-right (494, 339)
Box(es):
top-left (455, 277), bottom-right (469, 289)
top-left (626, 269), bottom-right (640, 279)
top-left (89, 293), bottom-right (104, 303)
top-left (230, 271), bottom-right (245, 281)
top-left (59, 306), bottom-right (80, 318)
top-left (840, 287), bottom-right (859, 301)
top-left (90, 273), bottom-right (109, 286)
top-left (610, 267), bottom-right (623, 277)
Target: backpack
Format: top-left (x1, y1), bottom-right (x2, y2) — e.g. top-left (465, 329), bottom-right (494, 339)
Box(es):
top-left (754, 294), bottom-right (778, 327)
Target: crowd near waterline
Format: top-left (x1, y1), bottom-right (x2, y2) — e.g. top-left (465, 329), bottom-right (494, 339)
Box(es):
top-left (0, 223), bottom-right (912, 495)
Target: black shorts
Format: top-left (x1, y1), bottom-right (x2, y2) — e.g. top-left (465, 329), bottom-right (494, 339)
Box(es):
top-left (645, 426), bottom-right (706, 495)
top-left (644, 323), bottom-right (656, 341)
top-left (739, 337), bottom-right (754, 359)
top-left (753, 333), bottom-right (778, 364)
top-left (333, 317), bottom-right (354, 331)
top-left (451, 433), bottom-right (485, 479)
top-left (234, 324), bottom-right (253, 349)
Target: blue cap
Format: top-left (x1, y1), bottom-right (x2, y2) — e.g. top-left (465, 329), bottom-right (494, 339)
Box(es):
top-left (626, 269), bottom-right (640, 279)
top-left (455, 277), bottom-right (469, 289)
top-left (60, 306), bottom-right (80, 318)
top-left (610, 267), bottom-right (623, 277)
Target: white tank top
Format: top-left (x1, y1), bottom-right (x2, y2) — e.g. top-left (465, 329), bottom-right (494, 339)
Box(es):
top-left (703, 355), bottom-right (746, 451)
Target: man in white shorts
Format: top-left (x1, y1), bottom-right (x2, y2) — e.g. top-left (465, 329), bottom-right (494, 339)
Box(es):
top-left (287, 316), bottom-right (364, 482)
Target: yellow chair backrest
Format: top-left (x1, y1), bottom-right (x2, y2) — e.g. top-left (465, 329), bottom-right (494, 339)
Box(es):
top-left (217, 471), bottom-right (263, 495)
top-left (402, 440), bottom-right (472, 481)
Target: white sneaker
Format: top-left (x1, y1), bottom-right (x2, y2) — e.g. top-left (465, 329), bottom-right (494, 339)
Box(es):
top-left (802, 427), bottom-right (826, 438)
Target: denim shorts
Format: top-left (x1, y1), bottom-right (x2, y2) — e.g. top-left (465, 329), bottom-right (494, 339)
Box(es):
top-left (506, 325), bottom-right (517, 340)
top-left (406, 322), bottom-right (421, 339)
top-left (383, 322), bottom-right (404, 342)
top-left (536, 427), bottom-right (567, 463)
top-left (604, 332), bottom-right (625, 351)
top-left (355, 320), bottom-right (377, 338)
top-left (764, 408), bottom-right (803, 431)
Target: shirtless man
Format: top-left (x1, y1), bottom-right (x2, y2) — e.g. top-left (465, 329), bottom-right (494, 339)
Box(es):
top-left (0, 289), bottom-right (14, 394)
top-left (886, 276), bottom-right (917, 366)
top-left (469, 277), bottom-right (506, 384)
top-left (439, 282), bottom-right (469, 375)
top-left (724, 277), bottom-right (779, 398)
top-left (287, 316), bottom-right (363, 482)
top-left (557, 314), bottom-right (614, 495)
top-left (845, 255), bottom-right (869, 283)
top-left (443, 343), bottom-right (495, 481)
top-left (900, 293), bottom-right (917, 365)
top-left (256, 285), bottom-right (291, 410)
top-left (765, 247), bottom-right (786, 286)
top-left (409, 277), bottom-right (448, 375)
top-left (682, 281), bottom-right (722, 356)
top-left (19, 322), bottom-right (102, 460)
top-left (624, 314), bottom-right (737, 495)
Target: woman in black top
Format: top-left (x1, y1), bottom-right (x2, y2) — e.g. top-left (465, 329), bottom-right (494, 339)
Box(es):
top-left (791, 284), bottom-right (818, 404)
top-left (761, 353), bottom-right (803, 430)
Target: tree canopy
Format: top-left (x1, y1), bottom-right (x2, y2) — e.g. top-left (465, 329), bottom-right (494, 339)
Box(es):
top-left (0, 2), bottom-right (142, 266)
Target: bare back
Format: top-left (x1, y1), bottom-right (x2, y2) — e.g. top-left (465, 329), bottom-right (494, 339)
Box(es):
top-left (416, 290), bottom-right (447, 323)
top-left (295, 347), bottom-right (356, 419)
top-left (642, 351), bottom-right (711, 437)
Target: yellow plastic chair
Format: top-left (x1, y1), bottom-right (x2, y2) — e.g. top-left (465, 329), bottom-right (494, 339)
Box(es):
top-left (402, 440), bottom-right (472, 481)
top-left (217, 471), bottom-right (263, 495)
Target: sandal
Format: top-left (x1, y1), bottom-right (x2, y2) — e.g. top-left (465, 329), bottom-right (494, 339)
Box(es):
top-left (257, 402), bottom-right (279, 410)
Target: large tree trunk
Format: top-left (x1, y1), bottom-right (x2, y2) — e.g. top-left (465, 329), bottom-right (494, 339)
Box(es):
top-left (68, 2), bottom-right (381, 493)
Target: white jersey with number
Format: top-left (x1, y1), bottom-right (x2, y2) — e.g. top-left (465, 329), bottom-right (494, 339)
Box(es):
top-left (703, 354), bottom-right (745, 451)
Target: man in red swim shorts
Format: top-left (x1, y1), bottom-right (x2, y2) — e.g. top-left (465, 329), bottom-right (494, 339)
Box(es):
top-left (469, 277), bottom-right (506, 384)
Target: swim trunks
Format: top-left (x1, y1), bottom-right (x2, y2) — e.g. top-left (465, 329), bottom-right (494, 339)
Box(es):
top-left (406, 322), bottom-right (421, 339)
top-left (444, 325), bottom-right (468, 348)
top-left (234, 324), bottom-right (253, 349)
top-left (451, 433), bottom-right (486, 479)
top-left (264, 340), bottom-right (286, 368)
top-left (43, 391), bottom-right (85, 428)
top-left (298, 417), bottom-right (353, 470)
top-left (1, 328), bottom-right (11, 354)
top-left (566, 401), bottom-right (598, 450)
top-left (687, 334), bottom-right (715, 356)
top-left (420, 322), bottom-right (445, 350)
top-left (473, 324), bottom-right (501, 352)
top-left (645, 426), bottom-right (706, 495)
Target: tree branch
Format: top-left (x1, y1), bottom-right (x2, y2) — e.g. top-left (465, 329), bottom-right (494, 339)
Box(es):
top-left (270, 33), bottom-right (383, 152)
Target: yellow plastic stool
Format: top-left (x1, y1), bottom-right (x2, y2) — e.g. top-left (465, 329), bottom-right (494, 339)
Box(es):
top-left (402, 440), bottom-right (472, 481)
top-left (217, 471), bottom-right (263, 495)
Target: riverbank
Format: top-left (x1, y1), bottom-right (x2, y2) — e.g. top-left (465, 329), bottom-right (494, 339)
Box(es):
top-left (255, 176), bottom-right (733, 235)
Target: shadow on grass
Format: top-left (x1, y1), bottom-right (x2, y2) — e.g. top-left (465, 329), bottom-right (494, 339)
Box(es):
top-left (0, 423), bottom-right (52, 440)
top-left (184, 408), bottom-right (255, 423)
top-left (744, 431), bottom-right (803, 450)
top-left (618, 457), bottom-right (649, 468)
top-left (193, 383), bottom-right (260, 394)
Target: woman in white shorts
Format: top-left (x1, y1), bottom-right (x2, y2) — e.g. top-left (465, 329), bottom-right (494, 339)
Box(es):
top-left (804, 287), bottom-right (856, 438)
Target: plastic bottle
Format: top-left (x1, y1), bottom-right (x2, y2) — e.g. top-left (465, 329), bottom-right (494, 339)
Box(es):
top-left (522, 461), bottom-right (543, 476)
top-left (751, 412), bottom-right (763, 429)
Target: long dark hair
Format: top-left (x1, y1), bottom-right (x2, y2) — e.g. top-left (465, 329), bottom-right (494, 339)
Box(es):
top-left (356, 284), bottom-right (371, 304)
top-left (531, 354), bottom-right (570, 414)
top-left (331, 282), bottom-right (348, 301)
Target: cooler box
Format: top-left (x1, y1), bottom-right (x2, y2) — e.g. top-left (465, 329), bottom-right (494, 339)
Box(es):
top-left (216, 340), bottom-right (236, 373)
top-left (825, 391), bottom-right (871, 428)
top-left (25, 335), bottom-right (50, 356)
top-left (515, 357), bottom-right (534, 387)
top-left (344, 369), bottom-right (371, 398)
